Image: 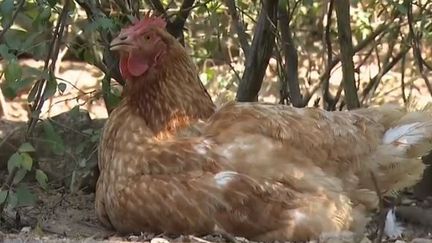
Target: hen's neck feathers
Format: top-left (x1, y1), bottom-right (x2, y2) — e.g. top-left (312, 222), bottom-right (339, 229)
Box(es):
top-left (123, 36), bottom-right (215, 139)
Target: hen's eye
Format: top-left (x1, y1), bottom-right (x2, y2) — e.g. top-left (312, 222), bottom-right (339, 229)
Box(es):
top-left (145, 35), bottom-right (151, 40)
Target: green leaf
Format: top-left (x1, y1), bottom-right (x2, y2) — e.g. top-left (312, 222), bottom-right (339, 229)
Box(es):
top-left (21, 31), bottom-right (42, 51)
top-left (1, 83), bottom-right (17, 99)
top-left (396, 4), bottom-right (408, 14)
top-left (0, 190), bottom-right (8, 204)
top-left (303, 0), bottom-right (313, 7)
top-left (7, 191), bottom-right (18, 208)
top-left (20, 153), bottom-right (33, 171)
top-left (35, 169), bottom-right (48, 190)
top-left (69, 105), bottom-right (80, 118)
top-left (27, 84), bottom-right (38, 103)
top-left (13, 168), bottom-right (27, 184)
top-left (0, 44), bottom-right (14, 60)
top-left (42, 121), bottom-right (65, 155)
top-left (16, 185), bottom-right (36, 206)
top-left (4, 60), bottom-right (22, 83)
top-left (42, 73), bottom-right (57, 101)
top-left (0, 0), bottom-right (14, 15)
top-left (39, 7), bottom-right (52, 22)
top-left (58, 82), bottom-right (67, 93)
top-left (7, 152), bottom-right (22, 174)
top-left (47, 0), bottom-right (57, 7)
top-left (18, 142), bottom-right (36, 153)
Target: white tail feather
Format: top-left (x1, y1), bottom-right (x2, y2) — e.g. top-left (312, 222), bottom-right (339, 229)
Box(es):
top-left (384, 208), bottom-right (404, 239)
top-left (382, 122), bottom-right (432, 157)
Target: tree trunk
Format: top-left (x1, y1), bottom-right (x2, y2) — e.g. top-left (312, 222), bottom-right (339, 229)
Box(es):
top-left (334, 0), bottom-right (360, 109)
top-left (236, 0), bottom-right (278, 102)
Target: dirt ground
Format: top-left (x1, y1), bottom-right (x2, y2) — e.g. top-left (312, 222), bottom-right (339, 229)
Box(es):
top-left (1, 59), bottom-right (432, 242)
top-left (0, 188), bottom-right (431, 243)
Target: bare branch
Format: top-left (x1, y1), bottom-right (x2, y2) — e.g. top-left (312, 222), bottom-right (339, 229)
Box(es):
top-left (401, 54), bottom-right (407, 104)
top-left (370, 171), bottom-right (385, 243)
top-left (361, 46), bottom-right (411, 104)
top-left (225, 0), bottom-right (250, 59)
top-left (322, 0), bottom-right (335, 110)
top-left (318, 22), bottom-right (390, 95)
top-left (146, 0), bottom-right (167, 15)
top-left (406, 0), bottom-right (432, 96)
top-left (278, 4), bottom-right (303, 107)
top-left (27, 0), bottom-right (72, 137)
top-left (74, 0), bottom-right (124, 84)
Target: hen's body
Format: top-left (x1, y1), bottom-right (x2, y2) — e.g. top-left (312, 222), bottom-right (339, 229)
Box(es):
top-left (96, 15), bottom-right (432, 241)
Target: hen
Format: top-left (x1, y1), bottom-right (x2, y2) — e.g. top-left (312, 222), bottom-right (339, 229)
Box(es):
top-left (96, 14), bottom-right (432, 241)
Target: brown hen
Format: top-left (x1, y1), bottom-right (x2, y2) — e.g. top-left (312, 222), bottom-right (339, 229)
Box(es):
top-left (96, 14), bottom-right (432, 241)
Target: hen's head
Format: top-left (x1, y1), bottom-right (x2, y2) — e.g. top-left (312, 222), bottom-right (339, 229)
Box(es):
top-left (110, 14), bottom-right (171, 80)
top-left (109, 13), bottom-right (215, 137)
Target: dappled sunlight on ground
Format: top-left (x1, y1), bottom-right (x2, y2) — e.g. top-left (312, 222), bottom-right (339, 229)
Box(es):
top-left (1, 57), bottom-right (431, 123)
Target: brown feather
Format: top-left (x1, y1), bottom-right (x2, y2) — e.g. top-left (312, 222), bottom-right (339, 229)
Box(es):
top-left (96, 17), bottom-right (432, 241)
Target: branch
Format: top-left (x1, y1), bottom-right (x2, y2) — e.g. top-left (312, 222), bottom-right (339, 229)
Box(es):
top-left (406, 0), bottom-right (432, 96)
top-left (401, 54), bottom-right (407, 104)
top-left (361, 46), bottom-right (411, 104)
top-left (146, 0), bottom-right (167, 15)
top-left (236, 0), bottom-right (278, 102)
top-left (74, 0), bottom-right (124, 85)
top-left (0, 0), bottom-right (25, 42)
top-left (370, 171), bottom-right (385, 243)
top-left (278, 4), bottom-right (303, 107)
top-left (166, 0), bottom-right (196, 45)
top-left (318, 22), bottom-right (390, 87)
top-left (146, 0), bottom-right (196, 45)
top-left (225, 0), bottom-right (250, 59)
top-left (334, 0), bottom-right (360, 109)
top-left (27, 0), bottom-right (72, 137)
top-left (322, 0), bottom-right (335, 110)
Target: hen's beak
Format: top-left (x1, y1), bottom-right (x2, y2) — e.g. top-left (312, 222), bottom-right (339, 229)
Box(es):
top-left (110, 33), bottom-right (133, 51)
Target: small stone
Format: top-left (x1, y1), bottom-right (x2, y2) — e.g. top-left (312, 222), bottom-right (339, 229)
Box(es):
top-left (359, 237), bottom-right (372, 243)
top-left (395, 240), bottom-right (406, 243)
top-left (150, 237), bottom-right (170, 243)
top-left (411, 239), bottom-right (432, 243)
top-left (20, 226), bottom-right (31, 233)
top-left (128, 235), bottom-right (139, 241)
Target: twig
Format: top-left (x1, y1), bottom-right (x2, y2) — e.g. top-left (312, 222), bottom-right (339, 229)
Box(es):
top-left (318, 22), bottom-right (391, 99)
top-left (401, 54), bottom-right (407, 104)
top-left (146, 0), bottom-right (167, 16)
top-left (287, 0), bottom-right (301, 24)
top-left (0, 126), bottom-right (22, 151)
top-left (27, 0), bottom-right (71, 138)
top-left (370, 171), bottom-right (385, 243)
top-left (406, 0), bottom-right (432, 96)
top-left (361, 46), bottom-right (411, 104)
top-left (0, 167), bottom-right (18, 216)
top-left (360, 26), bottom-right (400, 104)
top-left (225, 0), bottom-right (250, 59)
top-left (0, 0), bottom-right (25, 41)
top-left (169, 0), bottom-right (196, 45)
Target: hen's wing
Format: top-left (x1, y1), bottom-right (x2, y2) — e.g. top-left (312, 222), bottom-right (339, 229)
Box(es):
top-left (204, 102), bottom-right (383, 176)
top-left (203, 102), bottom-right (431, 207)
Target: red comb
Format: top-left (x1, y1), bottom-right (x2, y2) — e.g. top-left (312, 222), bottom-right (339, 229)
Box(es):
top-left (124, 11), bottom-right (167, 34)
